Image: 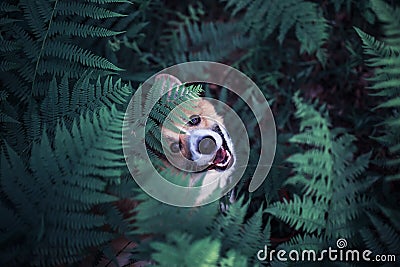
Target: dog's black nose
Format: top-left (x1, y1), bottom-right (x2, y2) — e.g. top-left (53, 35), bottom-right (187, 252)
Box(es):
top-left (198, 136), bottom-right (217, 155)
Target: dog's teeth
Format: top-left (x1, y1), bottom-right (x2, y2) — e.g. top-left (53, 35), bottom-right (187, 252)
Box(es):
top-left (215, 151), bottom-right (231, 167)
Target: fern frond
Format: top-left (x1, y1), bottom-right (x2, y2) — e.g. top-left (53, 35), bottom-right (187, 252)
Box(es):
top-left (361, 212), bottom-right (400, 255)
top-left (40, 74), bottom-right (132, 129)
top-left (278, 234), bottom-right (326, 252)
top-left (209, 197), bottom-right (269, 265)
top-left (44, 41), bottom-right (122, 71)
top-left (151, 233), bottom-right (221, 267)
top-left (370, 0), bottom-right (400, 46)
top-left (0, 61), bottom-right (18, 72)
top-left (268, 93), bottom-right (373, 241)
top-left (266, 194), bottom-right (327, 235)
top-left (162, 21), bottom-right (252, 64)
top-left (20, 0), bottom-right (47, 39)
top-left (48, 21), bottom-right (125, 38)
top-left (355, 4), bottom-right (400, 176)
top-left (224, 0), bottom-right (329, 63)
top-left (1, 0), bottom-right (126, 100)
top-left (354, 27), bottom-right (399, 63)
top-left (219, 250), bottom-right (248, 267)
top-left (135, 188), bottom-right (218, 234)
top-left (0, 2), bottom-right (19, 12)
top-left (56, 2), bottom-right (126, 19)
top-left (286, 93), bottom-right (334, 200)
top-left (0, 40), bottom-right (18, 52)
top-left (10, 25), bottom-right (40, 60)
top-left (0, 104), bottom-right (131, 266)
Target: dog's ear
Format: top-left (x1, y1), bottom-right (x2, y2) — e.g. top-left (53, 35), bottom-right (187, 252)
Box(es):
top-left (155, 74), bottom-right (183, 100)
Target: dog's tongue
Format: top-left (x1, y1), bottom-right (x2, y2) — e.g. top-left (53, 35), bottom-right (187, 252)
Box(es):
top-left (213, 148), bottom-right (227, 164)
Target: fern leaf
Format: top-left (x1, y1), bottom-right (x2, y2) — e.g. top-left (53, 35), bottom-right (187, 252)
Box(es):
top-left (151, 233), bottom-right (220, 267)
top-left (361, 213), bottom-right (400, 254)
top-left (278, 234), bottom-right (326, 253)
top-left (224, 0), bottom-right (328, 63)
top-left (44, 41), bottom-right (122, 71)
top-left (269, 93), bottom-right (373, 241)
top-left (354, 27), bottom-right (397, 58)
top-left (0, 40), bottom-right (18, 52)
top-left (41, 74), bottom-right (132, 129)
top-left (20, 0), bottom-right (47, 39)
top-left (355, 5), bottom-right (400, 178)
top-left (48, 21), bottom-right (125, 38)
top-left (0, 2), bottom-right (19, 12)
top-left (56, 2), bottom-right (126, 19)
top-left (266, 194), bottom-right (327, 235)
top-left (370, 0), bottom-right (400, 46)
top-left (219, 250), bottom-right (248, 267)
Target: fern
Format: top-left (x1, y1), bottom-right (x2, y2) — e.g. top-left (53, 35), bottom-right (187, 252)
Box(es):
top-left (266, 93), bottom-right (373, 243)
top-left (0, 105), bottom-right (131, 266)
top-left (267, 194), bottom-right (327, 235)
top-left (1, 1), bottom-right (400, 266)
top-left (0, 0), bottom-right (125, 100)
top-left (370, 0), bottom-right (400, 47)
top-left (353, 1), bottom-right (400, 261)
top-left (209, 197), bottom-right (270, 265)
top-left (277, 234), bottom-right (326, 254)
top-left (223, 0), bottom-right (329, 64)
top-left (361, 212), bottom-right (400, 255)
top-left (162, 20), bottom-right (253, 64)
top-left (48, 21), bottom-right (124, 38)
top-left (40, 74), bottom-right (132, 130)
top-left (355, 14), bottom-right (400, 180)
top-left (0, 90), bottom-right (18, 124)
top-left (0, 0), bottom-right (128, 158)
top-left (138, 196), bottom-right (268, 266)
top-left (151, 233), bottom-right (221, 267)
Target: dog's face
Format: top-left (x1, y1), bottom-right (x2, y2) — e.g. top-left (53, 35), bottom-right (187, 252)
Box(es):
top-left (157, 75), bottom-right (235, 180)
top-left (162, 98), bottom-right (235, 173)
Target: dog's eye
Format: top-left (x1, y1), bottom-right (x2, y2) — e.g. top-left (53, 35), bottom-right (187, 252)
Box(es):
top-left (188, 115), bottom-right (201, 126)
top-left (170, 142), bottom-right (180, 153)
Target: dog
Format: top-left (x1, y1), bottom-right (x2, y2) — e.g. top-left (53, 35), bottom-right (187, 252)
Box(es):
top-left (97, 75), bottom-right (237, 266)
top-left (155, 74), bottom-right (236, 205)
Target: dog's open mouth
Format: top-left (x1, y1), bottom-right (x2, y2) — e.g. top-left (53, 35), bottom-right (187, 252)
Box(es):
top-left (209, 146), bottom-right (232, 170)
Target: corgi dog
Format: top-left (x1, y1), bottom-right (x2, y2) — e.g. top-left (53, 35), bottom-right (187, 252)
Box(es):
top-left (97, 74), bottom-right (237, 266)
top-left (155, 74), bottom-right (236, 205)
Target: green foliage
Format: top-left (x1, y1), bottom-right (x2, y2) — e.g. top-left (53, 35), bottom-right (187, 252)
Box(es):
top-left (370, 0), bottom-right (400, 46)
top-left (0, 106), bottom-right (128, 266)
top-left (162, 21), bottom-right (253, 64)
top-left (0, 0), bottom-right (129, 157)
top-left (134, 195), bottom-right (266, 266)
top-left (209, 197), bottom-right (270, 264)
top-left (0, 0), bottom-right (124, 100)
top-left (352, 0), bottom-right (400, 261)
top-left (1, 0), bottom-right (400, 266)
top-left (355, 1), bottom-right (400, 181)
top-left (223, 0), bottom-right (329, 64)
top-left (266, 94), bottom-right (374, 254)
top-left (40, 74), bottom-right (132, 131)
top-left (0, 1), bottom-right (138, 266)
top-left (151, 233), bottom-right (221, 267)
top-left (150, 232), bottom-right (251, 267)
